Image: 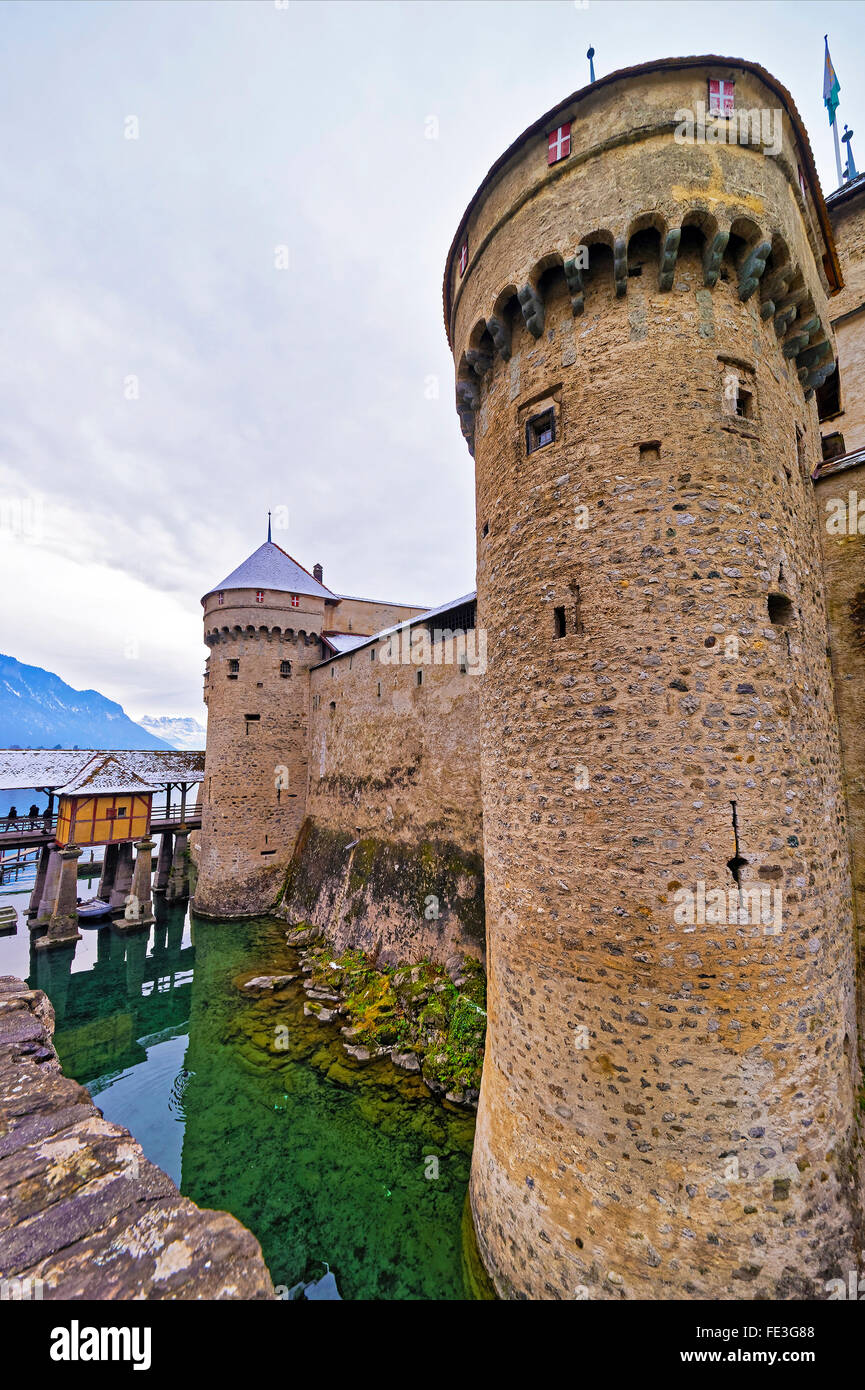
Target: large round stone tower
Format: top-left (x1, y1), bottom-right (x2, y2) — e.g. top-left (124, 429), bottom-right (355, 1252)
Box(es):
top-left (444, 57), bottom-right (861, 1298)
top-left (195, 531), bottom-right (331, 918)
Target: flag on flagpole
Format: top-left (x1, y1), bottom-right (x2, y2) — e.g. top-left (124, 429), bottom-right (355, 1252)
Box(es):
top-left (823, 36), bottom-right (840, 124)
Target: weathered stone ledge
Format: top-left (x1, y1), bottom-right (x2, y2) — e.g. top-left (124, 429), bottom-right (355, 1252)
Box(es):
top-left (0, 976), bottom-right (274, 1300)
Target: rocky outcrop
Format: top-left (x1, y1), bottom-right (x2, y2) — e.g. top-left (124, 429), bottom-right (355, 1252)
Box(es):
top-left (0, 976), bottom-right (274, 1300)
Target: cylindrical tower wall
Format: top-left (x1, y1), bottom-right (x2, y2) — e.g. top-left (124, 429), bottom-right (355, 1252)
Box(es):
top-left (446, 60), bottom-right (861, 1299)
top-left (195, 601), bottom-right (322, 918)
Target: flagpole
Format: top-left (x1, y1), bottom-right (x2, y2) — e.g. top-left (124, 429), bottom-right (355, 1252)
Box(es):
top-left (825, 34), bottom-right (844, 187)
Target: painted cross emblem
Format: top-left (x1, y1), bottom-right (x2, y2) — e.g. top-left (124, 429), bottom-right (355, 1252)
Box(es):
top-left (458, 242), bottom-right (468, 277)
top-left (708, 79), bottom-right (735, 114)
top-left (548, 123), bottom-right (571, 164)
top-left (291, 595), bottom-right (300, 607)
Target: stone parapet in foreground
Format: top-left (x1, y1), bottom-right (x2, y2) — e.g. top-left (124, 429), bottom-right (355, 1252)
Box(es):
top-left (0, 976), bottom-right (274, 1300)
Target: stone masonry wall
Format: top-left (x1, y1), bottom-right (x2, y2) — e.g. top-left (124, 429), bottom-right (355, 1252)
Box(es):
top-left (447, 60), bottom-right (861, 1299)
top-left (815, 456), bottom-right (865, 998)
top-left (823, 193), bottom-right (865, 454)
top-left (328, 596), bottom-right (428, 635)
top-left (276, 641), bottom-right (484, 969)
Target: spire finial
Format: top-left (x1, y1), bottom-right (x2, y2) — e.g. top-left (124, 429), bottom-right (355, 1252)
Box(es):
top-left (842, 124), bottom-right (858, 180)
top-left (267, 509), bottom-right (272, 543)
top-left (587, 46), bottom-right (595, 84)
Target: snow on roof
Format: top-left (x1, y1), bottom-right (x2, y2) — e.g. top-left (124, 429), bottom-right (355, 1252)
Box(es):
top-left (0, 749), bottom-right (205, 790)
top-left (314, 591), bottom-right (477, 667)
top-left (56, 752), bottom-right (158, 796)
top-left (203, 542), bottom-right (335, 602)
top-left (321, 633), bottom-right (371, 655)
top-left (813, 443), bottom-right (865, 480)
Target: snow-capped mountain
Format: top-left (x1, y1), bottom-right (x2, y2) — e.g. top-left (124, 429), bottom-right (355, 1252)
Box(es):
top-left (0, 653), bottom-right (172, 752)
top-left (137, 715), bottom-right (206, 750)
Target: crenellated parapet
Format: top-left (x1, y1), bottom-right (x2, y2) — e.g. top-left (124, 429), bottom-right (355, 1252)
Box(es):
top-left (447, 57), bottom-right (841, 457)
top-left (204, 625), bottom-right (323, 648)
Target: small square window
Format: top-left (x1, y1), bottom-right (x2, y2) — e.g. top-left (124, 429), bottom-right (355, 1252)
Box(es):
top-left (526, 408), bottom-right (556, 454)
top-left (290, 595), bottom-right (300, 608)
top-left (417, 669), bottom-right (423, 687)
top-left (229, 659), bottom-right (239, 674)
top-left (117, 807), bottom-right (127, 818)
top-left (708, 79), bottom-right (734, 115)
top-left (280, 660), bottom-right (291, 677)
top-left (548, 122), bottom-right (571, 164)
top-left (735, 387), bottom-right (754, 420)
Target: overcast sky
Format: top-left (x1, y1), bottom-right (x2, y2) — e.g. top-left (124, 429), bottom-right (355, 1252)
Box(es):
top-left (0, 0), bottom-right (862, 722)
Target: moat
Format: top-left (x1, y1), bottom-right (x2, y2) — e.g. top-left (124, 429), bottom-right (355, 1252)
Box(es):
top-left (0, 871), bottom-right (477, 1300)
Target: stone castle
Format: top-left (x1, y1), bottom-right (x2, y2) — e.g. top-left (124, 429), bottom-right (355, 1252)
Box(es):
top-left (195, 56), bottom-right (865, 1299)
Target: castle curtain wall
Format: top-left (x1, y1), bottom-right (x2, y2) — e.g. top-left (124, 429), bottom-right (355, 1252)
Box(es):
top-left (823, 193), bottom-right (865, 454)
top-left (278, 640), bottom-right (484, 968)
top-left (815, 457), bottom-right (865, 963)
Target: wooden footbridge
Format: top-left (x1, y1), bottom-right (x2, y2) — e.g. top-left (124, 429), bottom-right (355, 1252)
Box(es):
top-left (0, 749), bottom-right (205, 944)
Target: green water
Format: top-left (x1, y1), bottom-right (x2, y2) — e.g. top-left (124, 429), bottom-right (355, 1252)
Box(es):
top-left (4, 896), bottom-right (477, 1300)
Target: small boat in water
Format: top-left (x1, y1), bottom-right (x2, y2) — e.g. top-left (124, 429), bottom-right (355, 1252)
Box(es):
top-left (77, 898), bottom-right (112, 922)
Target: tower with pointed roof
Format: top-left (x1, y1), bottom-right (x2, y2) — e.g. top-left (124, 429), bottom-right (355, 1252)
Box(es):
top-left (194, 527), bottom-right (338, 917)
top-left (195, 526), bottom-right (428, 917)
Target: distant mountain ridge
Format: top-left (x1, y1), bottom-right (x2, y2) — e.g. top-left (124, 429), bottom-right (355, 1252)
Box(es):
top-left (138, 715), bottom-right (205, 750)
top-left (0, 652), bottom-right (171, 751)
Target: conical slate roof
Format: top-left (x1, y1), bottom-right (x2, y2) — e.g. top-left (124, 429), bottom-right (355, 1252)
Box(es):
top-left (202, 542), bottom-right (335, 602)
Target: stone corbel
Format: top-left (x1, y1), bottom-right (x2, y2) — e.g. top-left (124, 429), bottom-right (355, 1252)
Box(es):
top-left (466, 348), bottom-right (493, 377)
top-left (738, 241), bottom-right (772, 301)
top-left (703, 229), bottom-right (730, 287)
top-left (658, 228), bottom-right (681, 292)
top-left (773, 304), bottom-right (798, 337)
top-left (517, 284), bottom-right (545, 337)
top-left (563, 257), bottom-right (585, 315)
top-left (796, 338), bottom-right (832, 376)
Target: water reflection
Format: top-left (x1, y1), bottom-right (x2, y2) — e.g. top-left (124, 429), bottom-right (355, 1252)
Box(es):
top-left (0, 883), bottom-right (476, 1299)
